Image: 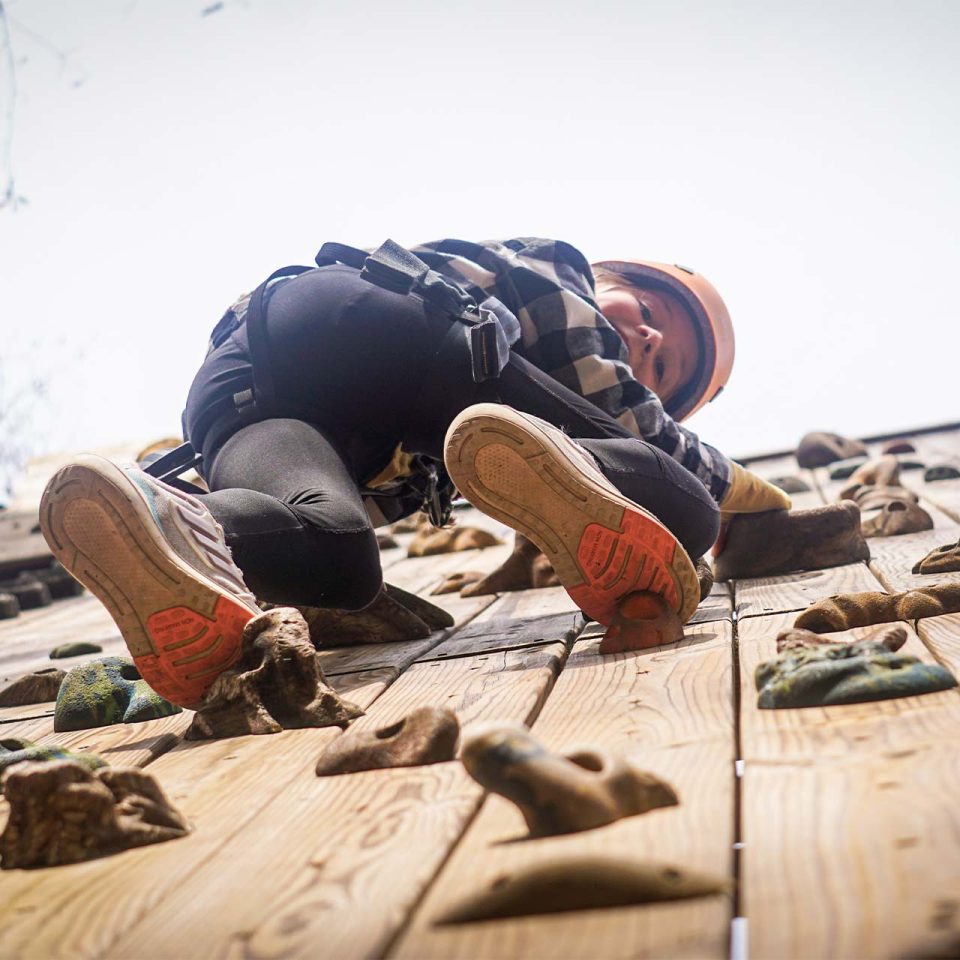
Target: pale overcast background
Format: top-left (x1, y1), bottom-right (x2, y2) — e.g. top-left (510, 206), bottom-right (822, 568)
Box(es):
top-left (1, 0), bottom-right (958, 494)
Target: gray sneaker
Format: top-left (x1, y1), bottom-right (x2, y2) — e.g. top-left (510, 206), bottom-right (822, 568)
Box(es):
top-left (40, 455), bottom-right (259, 707)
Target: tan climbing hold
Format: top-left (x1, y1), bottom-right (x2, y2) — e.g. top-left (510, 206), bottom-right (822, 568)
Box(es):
top-left (408, 525), bottom-right (503, 558)
top-left (796, 431), bottom-right (867, 469)
top-left (431, 571), bottom-right (485, 596)
top-left (452, 533), bottom-right (559, 598)
top-left (435, 854), bottom-right (727, 924)
top-left (599, 591), bottom-right (685, 653)
top-left (0, 668), bottom-right (65, 707)
top-left (794, 583), bottom-right (960, 633)
top-left (860, 498), bottom-right (933, 538)
top-left (185, 608), bottom-right (363, 740)
top-left (776, 623), bottom-right (907, 654)
top-left (913, 537), bottom-right (960, 574)
top-left (460, 724), bottom-right (678, 838)
top-left (315, 706), bottom-right (459, 776)
top-left (713, 503), bottom-right (869, 581)
top-left (0, 760), bottom-right (189, 869)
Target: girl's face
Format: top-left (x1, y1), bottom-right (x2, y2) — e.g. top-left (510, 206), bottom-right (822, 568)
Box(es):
top-left (596, 284), bottom-right (699, 404)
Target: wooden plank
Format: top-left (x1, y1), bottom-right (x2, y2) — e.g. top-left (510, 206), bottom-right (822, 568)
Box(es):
top-left (394, 619), bottom-right (735, 960)
top-left (917, 613), bottom-right (960, 678)
top-left (739, 611), bottom-right (960, 959)
top-left (418, 586), bottom-right (582, 662)
top-left (103, 640), bottom-right (572, 960)
top-left (691, 580), bottom-right (732, 624)
top-left (735, 561), bottom-right (885, 619)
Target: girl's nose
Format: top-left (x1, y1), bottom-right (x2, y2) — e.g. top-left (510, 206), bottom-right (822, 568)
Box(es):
top-left (637, 324), bottom-right (663, 355)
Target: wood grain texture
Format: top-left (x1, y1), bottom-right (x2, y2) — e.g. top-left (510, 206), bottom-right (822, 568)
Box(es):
top-left (0, 668), bottom-right (395, 960)
top-left (690, 580), bottom-right (733, 624)
top-left (867, 527), bottom-right (960, 594)
top-left (394, 620), bottom-right (735, 960)
top-left (739, 610), bottom-right (960, 959)
top-left (735, 562), bottom-right (885, 619)
top-left (917, 612), bottom-right (960, 677)
top-left (103, 643), bottom-right (571, 960)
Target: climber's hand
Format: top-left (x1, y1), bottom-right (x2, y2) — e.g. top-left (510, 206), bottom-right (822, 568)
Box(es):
top-left (713, 464), bottom-right (792, 557)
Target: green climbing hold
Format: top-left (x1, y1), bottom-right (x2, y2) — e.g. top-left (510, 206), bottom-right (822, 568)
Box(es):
top-left (756, 626), bottom-right (957, 709)
top-left (49, 641), bottom-right (103, 660)
top-left (0, 738), bottom-right (105, 782)
top-left (54, 657), bottom-right (182, 732)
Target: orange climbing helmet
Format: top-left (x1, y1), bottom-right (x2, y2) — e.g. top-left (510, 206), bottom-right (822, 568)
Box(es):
top-left (591, 259), bottom-right (735, 422)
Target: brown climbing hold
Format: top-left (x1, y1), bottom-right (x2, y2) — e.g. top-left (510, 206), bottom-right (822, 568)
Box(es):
top-left (389, 511), bottom-right (429, 534)
top-left (599, 591), bottom-right (685, 653)
top-left (315, 706), bottom-right (459, 776)
top-left (376, 532), bottom-right (399, 550)
top-left (0, 668), bottom-right (66, 707)
top-left (288, 583), bottom-right (453, 646)
top-left (913, 538), bottom-right (960, 575)
top-left (796, 431), bottom-right (867, 469)
top-left (794, 583), bottom-right (960, 633)
top-left (431, 571), bottom-right (485, 596)
top-left (0, 760), bottom-right (189, 869)
top-left (925, 460), bottom-right (960, 482)
top-left (713, 503), bottom-right (869, 581)
top-left (185, 608), bottom-right (363, 740)
top-left (860, 498), bottom-right (933, 538)
top-left (845, 485), bottom-right (918, 508)
top-left (839, 455), bottom-right (902, 493)
top-left (776, 623), bottom-right (907, 654)
top-left (456, 533), bottom-right (559, 598)
top-left (407, 525), bottom-right (503, 558)
top-left (881, 439), bottom-right (917, 455)
top-left (696, 557), bottom-right (714, 602)
top-left (435, 854), bottom-right (726, 924)
top-left (460, 724), bottom-right (678, 838)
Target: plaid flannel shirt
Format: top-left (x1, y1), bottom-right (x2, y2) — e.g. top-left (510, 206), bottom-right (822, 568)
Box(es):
top-left (412, 237), bottom-right (733, 502)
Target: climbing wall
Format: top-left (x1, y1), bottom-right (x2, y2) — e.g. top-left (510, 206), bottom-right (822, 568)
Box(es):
top-left (0, 426), bottom-right (958, 958)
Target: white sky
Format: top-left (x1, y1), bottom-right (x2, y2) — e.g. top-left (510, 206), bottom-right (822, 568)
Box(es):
top-left (1, 0), bottom-right (958, 476)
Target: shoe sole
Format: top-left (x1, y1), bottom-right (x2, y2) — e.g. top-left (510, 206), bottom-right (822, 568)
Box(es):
top-left (444, 405), bottom-right (699, 625)
top-left (39, 455), bottom-right (255, 708)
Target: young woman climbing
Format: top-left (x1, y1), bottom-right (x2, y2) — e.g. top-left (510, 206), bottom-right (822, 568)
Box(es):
top-left (39, 237), bottom-right (789, 708)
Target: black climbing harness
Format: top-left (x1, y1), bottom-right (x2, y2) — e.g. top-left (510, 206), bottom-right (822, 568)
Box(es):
top-left (146, 239), bottom-right (512, 527)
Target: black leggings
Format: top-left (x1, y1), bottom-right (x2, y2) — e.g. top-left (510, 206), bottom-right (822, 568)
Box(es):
top-left (188, 267), bottom-right (720, 609)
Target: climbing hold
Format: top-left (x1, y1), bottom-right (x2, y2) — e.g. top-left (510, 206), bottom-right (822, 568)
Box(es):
top-left (860, 498), bottom-right (933, 538)
top-left (713, 503), bottom-right (869, 581)
top-left (839, 455), bottom-right (902, 492)
top-left (881, 439), bottom-right (917, 455)
top-left (0, 593), bottom-right (19, 620)
top-left (794, 583), bottom-right (960, 632)
top-left (0, 738), bottom-right (105, 781)
top-left (755, 624), bottom-right (956, 708)
top-left (389, 511), bottom-right (429, 534)
top-left (315, 706), bottom-right (459, 776)
top-left (460, 724), bottom-right (678, 837)
top-left (431, 571), bottom-right (485, 596)
top-left (292, 583), bottom-right (454, 646)
top-left (185, 607), bottom-right (363, 740)
top-left (32, 562), bottom-right (84, 600)
top-left (435, 854), bottom-right (726, 924)
top-left (828, 457), bottom-right (869, 480)
top-left (925, 460), bottom-right (960, 482)
top-left (599, 591), bottom-right (685, 653)
top-left (0, 760), bottom-right (189, 869)
top-left (696, 557), bottom-right (714, 602)
top-left (49, 641), bottom-right (103, 660)
top-left (408, 525), bottom-right (503, 558)
top-left (796, 432), bottom-right (867, 469)
top-left (845, 485), bottom-right (919, 508)
top-left (768, 475), bottom-right (812, 494)
top-left (54, 657), bottom-right (182, 732)
top-left (0, 575), bottom-right (51, 611)
top-left (376, 532), bottom-right (399, 550)
top-left (457, 533), bottom-right (559, 598)
top-left (913, 538), bottom-right (960, 574)
top-left (0, 668), bottom-right (65, 706)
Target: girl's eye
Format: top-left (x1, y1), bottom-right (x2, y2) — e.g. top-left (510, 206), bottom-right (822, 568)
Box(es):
top-left (638, 302), bottom-right (653, 324)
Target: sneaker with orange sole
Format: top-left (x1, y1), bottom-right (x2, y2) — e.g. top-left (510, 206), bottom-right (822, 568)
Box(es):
top-left (443, 404), bottom-right (700, 626)
top-left (39, 454), bottom-right (259, 708)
